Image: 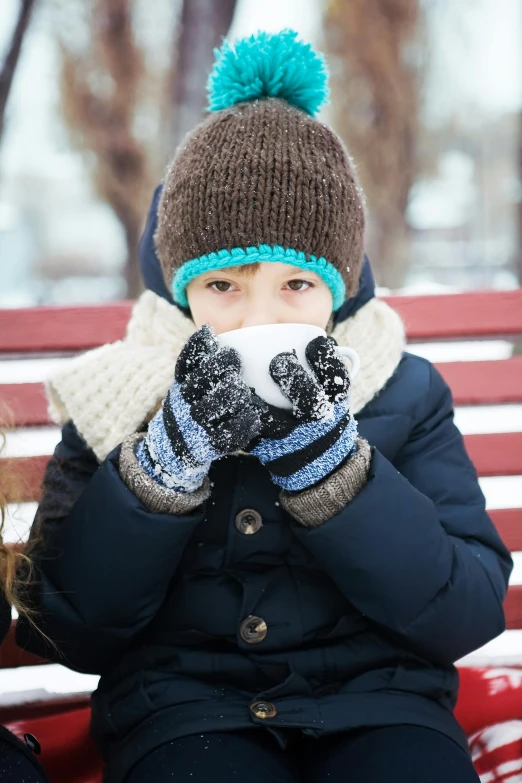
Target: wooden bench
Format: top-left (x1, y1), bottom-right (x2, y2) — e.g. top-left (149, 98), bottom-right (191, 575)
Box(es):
top-left (0, 289), bottom-right (521, 781)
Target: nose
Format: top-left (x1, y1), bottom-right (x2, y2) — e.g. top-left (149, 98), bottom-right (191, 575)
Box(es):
top-left (240, 300), bottom-right (280, 329)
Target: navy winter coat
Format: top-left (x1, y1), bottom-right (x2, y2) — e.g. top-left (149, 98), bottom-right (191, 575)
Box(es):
top-left (17, 190), bottom-right (513, 781)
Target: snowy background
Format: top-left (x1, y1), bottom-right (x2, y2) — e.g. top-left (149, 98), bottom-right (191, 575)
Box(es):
top-left (1, 0), bottom-right (522, 705)
top-left (1, 0), bottom-right (522, 305)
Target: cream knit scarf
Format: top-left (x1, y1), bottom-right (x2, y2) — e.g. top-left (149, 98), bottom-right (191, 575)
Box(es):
top-left (47, 290), bottom-right (406, 461)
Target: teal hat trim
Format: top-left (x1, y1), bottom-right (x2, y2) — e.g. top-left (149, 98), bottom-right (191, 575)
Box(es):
top-left (172, 244), bottom-right (346, 311)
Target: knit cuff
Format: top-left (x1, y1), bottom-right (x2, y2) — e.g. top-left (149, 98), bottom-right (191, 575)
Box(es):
top-left (119, 434), bottom-right (211, 515)
top-left (280, 438), bottom-right (372, 528)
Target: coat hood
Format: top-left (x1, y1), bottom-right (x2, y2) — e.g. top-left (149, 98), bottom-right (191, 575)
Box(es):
top-left (139, 184), bottom-right (375, 325)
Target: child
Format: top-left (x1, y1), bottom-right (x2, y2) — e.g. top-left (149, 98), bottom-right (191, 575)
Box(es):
top-left (17, 31), bottom-right (512, 783)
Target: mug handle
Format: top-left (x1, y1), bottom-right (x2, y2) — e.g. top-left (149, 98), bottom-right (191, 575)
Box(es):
top-left (336, 346), bottom-right (360, 380)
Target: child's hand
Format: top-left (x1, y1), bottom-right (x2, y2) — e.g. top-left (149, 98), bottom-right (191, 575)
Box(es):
top-left (174, 324), bottom-right (262, 453)
top-left (249, 336), bottom-right (359, 492)
top-left (136, 325), bottom-right (262, 493)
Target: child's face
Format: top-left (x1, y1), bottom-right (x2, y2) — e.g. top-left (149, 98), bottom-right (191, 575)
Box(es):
top-left (186, 262), bottom-right (333, 334)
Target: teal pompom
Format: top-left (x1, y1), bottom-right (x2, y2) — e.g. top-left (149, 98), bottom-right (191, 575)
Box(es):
top-left (207, 29), bottom-right (330, 117)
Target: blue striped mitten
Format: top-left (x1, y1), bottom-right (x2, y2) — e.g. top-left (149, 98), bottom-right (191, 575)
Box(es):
top-left (249, 336), bottom-right (358, 491)
top-left (136, 325), bottom-right (263, 493)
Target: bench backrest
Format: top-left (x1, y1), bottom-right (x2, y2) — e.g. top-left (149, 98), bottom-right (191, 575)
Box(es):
top-left (1, 290), bottom-right (521, 667)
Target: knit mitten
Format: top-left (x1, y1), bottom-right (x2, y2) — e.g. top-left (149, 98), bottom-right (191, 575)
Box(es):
top-left (135, 325), bottom-right (263, 494)
top-left (249, 336), bottom-right (359, 492)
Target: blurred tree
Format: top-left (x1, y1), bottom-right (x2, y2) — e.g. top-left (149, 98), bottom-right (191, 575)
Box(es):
top-left (518, 118), bottom-right (522, 285)
top-left (56, 0), bottom-right (170, 298)
top-left (0, 0), bottom-right (37, 148)
top-left (324, 0), bottom-right (422, 289)
top-left (55, 0), bottom-right (238, 299)
top-left (170, 0), bottom-right (237, 149)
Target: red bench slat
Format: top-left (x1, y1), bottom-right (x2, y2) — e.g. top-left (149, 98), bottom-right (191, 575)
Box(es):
top-left (3, 463), bottom-right (518, 545)
top-left (504, 585), bottom-right (522, 630)
top-left (3, 355), bottom-right (522, 428)
top-left (436, 357), bottom-right (522, 405)
top-left (491, 508), bottom-right (522, 552)
top-left (464, 432), bottom-right (522, 477)
top-left (1, 290), bottom-right (521, 357)
top-left (0, 302), bottom-right (132, 353)
top-left (383, 289), bottom-right (522, 341)
top-left (1, 455), bottom-right (49, 504)
top-left (0, 383), bottom-right (49, 426)
top-left (0, 695), bottom-right (91, 723)
top-left (2, 431), bottom-right (521, 503)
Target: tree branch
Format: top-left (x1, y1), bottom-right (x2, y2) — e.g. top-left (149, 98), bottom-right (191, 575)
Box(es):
top-left (169, 0), bottom-right (237, 148)
top-left (0, 0), bottom-right (37, 142)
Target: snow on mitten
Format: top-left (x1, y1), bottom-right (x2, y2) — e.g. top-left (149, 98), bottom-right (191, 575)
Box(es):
top-left (249, 335), bottom-right (358, 491)
top-left (136, 325), bottom-right (262, 493)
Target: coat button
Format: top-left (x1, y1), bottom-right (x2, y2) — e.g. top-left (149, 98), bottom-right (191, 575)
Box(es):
top-left (24, 733), bottom-right (41, 755)
top-left (235, 509), bottom-right (263, 535)
top-left (240, 615), bottom-right (267, 643)
top-left (250, 701), bottom-right (278, 719)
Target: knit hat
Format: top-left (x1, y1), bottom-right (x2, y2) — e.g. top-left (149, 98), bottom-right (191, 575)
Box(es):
top-left (155, 30), bottom-right (366, 312)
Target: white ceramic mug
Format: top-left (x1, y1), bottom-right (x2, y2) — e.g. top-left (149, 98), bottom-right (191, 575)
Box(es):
top-left (216, 323), bottom-right (360, 409)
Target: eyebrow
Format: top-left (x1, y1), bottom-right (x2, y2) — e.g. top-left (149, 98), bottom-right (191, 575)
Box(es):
top-left (225, 263), bottom-right (259, 278)
top-left (203, 264), bottom-right (319, 280)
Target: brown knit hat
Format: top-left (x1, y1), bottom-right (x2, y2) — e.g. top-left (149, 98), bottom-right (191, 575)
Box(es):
top-left (155, 30), bottom-right (365, 311)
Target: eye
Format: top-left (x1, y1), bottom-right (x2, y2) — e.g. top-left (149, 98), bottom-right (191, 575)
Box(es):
top-left (208, 280), bottom-right (236, 292)
top-left (285, 279), bottom-right (314, 291)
